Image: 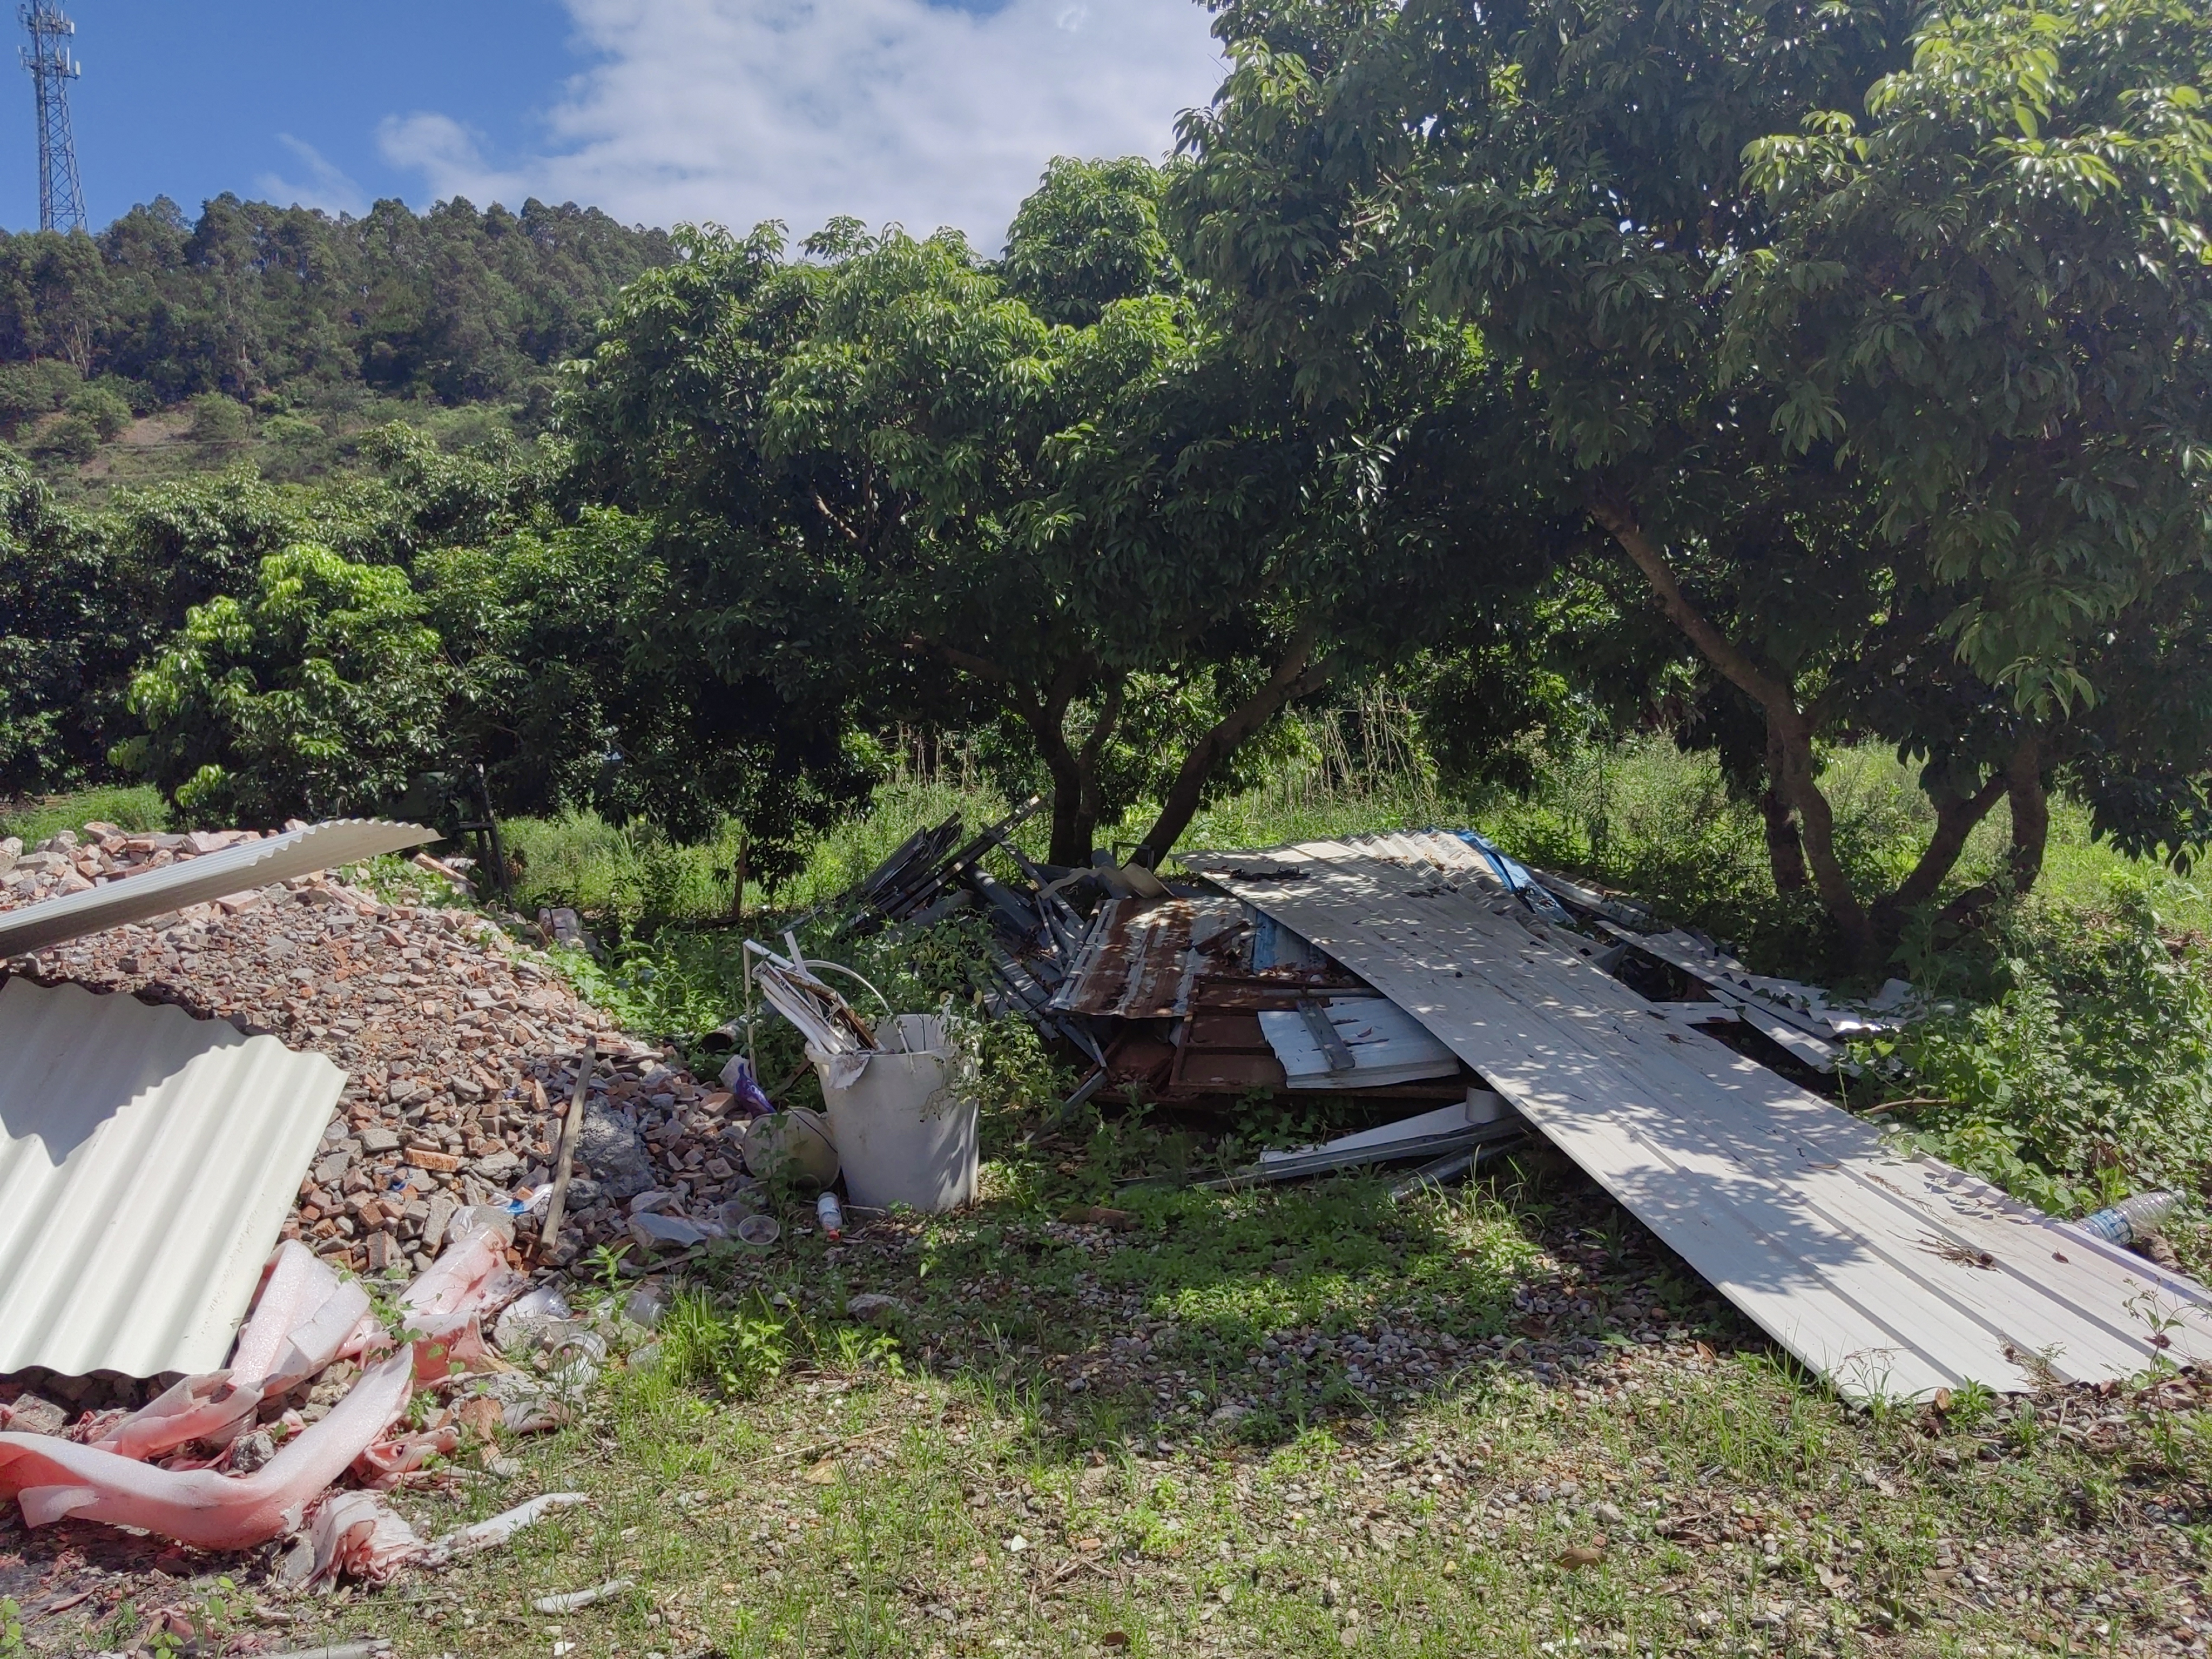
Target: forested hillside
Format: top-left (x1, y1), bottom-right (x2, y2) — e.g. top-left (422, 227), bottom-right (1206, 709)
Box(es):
top-left (0, 194), bottom-right (670, 494)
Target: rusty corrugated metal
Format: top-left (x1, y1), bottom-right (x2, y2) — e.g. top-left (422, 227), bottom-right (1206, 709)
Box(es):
top-left (0, 977), bottom-right (342, 1378)
top-left (1049, 896), bottom-right (1247, 1018)
top-left (1188, 838), bottom-right (2212, 1399)
top-left (0, 819), bottom-right (436, 959)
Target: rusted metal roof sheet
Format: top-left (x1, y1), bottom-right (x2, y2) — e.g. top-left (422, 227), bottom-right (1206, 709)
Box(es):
top-left (1049, 896), bottom-right (1249, 1018)
top-left (0, 977), bottom-right (342, 1378)
top-left (1185, 837), bottom-right (2212, 1400)
top-left (0, 819), bottom-right (435, 959)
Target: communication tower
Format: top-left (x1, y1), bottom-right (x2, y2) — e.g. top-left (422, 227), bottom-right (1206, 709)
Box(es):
top-left (19, 0), bottom-right (82, 233)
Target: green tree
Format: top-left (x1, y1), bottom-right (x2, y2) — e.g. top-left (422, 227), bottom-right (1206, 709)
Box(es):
top-left (1174, 0), bottom-right (2212, 967)
top-left (119, 543), bottom-right (453, 822)
top-left (1723, 0), bottom-right (2212, 895)
top-left (0, 459), bottom-right (133, 794)
top-left (0, 194), bottom-right (671, 418)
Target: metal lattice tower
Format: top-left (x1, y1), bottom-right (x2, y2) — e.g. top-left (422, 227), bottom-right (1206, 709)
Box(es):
top-left (19, 0), bottom-right (80, 233)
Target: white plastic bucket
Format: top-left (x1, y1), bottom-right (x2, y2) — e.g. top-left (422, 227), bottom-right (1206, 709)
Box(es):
top-left (810, 1014), bottom-right (977, 1212)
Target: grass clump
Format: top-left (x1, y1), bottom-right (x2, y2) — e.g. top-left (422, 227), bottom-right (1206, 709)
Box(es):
top-left (657, 1287), bottom-right (794, 1401)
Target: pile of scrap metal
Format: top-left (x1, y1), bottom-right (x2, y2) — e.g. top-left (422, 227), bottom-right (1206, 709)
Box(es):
top-left (0, 821), bottom-right (587, 1584)
top-left (1031, 826), bottom-right (1910, 1114)
top-left (827, 793), bottom-right (1123, 1071)
top-left (826, 814), bottom-right (1546, 1185)
top-left (841, 813), bottom-right (2212, 1398)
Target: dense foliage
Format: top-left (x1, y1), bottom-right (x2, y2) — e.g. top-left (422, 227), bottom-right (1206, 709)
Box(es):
top-left (0, 194), bottom-right (670, 426)
top-left (2, 0), bottom-right (2208, 965)
top-left (1174, 0), bottom-right (2212, 967)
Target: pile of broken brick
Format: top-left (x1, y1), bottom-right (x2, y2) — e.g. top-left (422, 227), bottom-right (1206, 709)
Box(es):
top-left (0, 822), bottom-right (748, 1615)
top-left (2, 821), bottom-right (744, 1289)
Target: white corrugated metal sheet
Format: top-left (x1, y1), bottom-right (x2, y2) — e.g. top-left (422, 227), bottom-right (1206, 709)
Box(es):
top-left (0, 819), bottom-right (435, 959)
top-left (0, 977), bottom-right (342, 1378)
top-left (1186, 835), bottom-right (2212, 1399)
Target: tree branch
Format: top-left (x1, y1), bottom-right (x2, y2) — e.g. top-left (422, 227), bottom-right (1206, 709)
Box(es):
top-left (1137, 627), bottom-right (1334, 863)
top-left (1590, 494), bottom-right (1877, 963)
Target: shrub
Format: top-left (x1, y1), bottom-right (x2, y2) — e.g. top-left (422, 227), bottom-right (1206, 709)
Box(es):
top-left (186, 392), bottom-right (251, 451)
top-left (0, 360), bottom-right (78, 434)
top-left (1871, 880), bottom-right (2212, 1216)
top-left (66, 380), bottom-right (132, 442)
top-left (117, 542), bottom-right (452, 823)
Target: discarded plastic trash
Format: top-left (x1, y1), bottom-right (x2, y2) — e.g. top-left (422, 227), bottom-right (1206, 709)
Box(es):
top-left (0, 1351), bottom-right (415, 1549)
top-left (719, 1053), bottom-right (776, 1117)
top-left (629, 1210), bottom-right (714, 1252)
top-left (427, 1491), bottom-right (586, 1561)
top-left (493, 1286), bottom-right (574, 1355)
top-left (533, 1577), bottom-right (635, 1615)
top-left (624, 1285), bottom-right (667, 1328)
top-left (2081, 1192), bottom-right (2179, 1247)
top-left (447, 1205), bottom-right (517, 1247)
top-left (258, 1642), bottom-right (393, 1659)
top-left (734, 1212), bottom-right (780, 1247)
top-left (302, 1489), bottom-right (426, 1587)
top-left (812, 1013), bottom-right (979, 1213)
top-left (817, 1191), bottom-right (845, 1240)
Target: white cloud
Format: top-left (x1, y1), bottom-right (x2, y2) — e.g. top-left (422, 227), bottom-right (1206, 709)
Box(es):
top-left (378, 0), bottom-right (1224, 247)
top-left (258, 135), bottom-right (370, 218)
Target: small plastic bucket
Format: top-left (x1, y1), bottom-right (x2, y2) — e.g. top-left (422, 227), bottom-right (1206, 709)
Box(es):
top-left (811, 1014), bottom-right (977, 1213)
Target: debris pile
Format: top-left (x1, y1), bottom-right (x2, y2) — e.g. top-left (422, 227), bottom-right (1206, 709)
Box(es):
top-left (0, 822), bottom-right (745, 1286)
top-left (0, 813), bottom-right (658, 1612)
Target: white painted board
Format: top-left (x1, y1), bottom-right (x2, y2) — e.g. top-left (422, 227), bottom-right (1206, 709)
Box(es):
top-left (1257, 997), bottom-right (1462, 1089)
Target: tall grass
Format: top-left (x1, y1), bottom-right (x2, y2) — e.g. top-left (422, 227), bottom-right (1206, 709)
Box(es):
top-left (0, 783), bottom-right (170, 844)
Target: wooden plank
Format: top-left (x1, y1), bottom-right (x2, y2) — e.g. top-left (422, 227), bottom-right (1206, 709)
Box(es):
top-left (1187, 844), bottom-right (2212, 1397)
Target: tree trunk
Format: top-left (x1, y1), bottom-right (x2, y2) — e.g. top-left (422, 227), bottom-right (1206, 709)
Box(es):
top-left (1136, 629), bottom-right (1334, 865)
top-left (922, 637), bottom-right (1114, 867)
top-left (1073, 677), bottom-right (1127, 862)
top-left (1932, 732), bottom-right (2049, 933)
top-left (1759, 784), bottom-right (1810, 893)
top-left (1037, 734), bottom-right (1094, 868)
top-left (1867, 771), bottom-right (2009, 948)
top-left (1590, 498), bottom-right (1880, 966)
top-left (1757, 724), bottom-right (1810, 892)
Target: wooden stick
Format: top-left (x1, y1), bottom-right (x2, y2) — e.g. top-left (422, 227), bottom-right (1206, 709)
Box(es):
top-left (1856, 1096), bottom-right (1956, 1116)
top-left (536, 1041), bottom-right (597, 1264)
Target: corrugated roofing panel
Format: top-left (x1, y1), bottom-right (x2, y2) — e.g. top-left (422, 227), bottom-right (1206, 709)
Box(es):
top-left (1185, 839), bottom-right (2212, 1399)
top-left (0, 977), bottom-right (342, 1378)
top-left (0, 819), bottom-right (435, 959)
top-left (1049, 896), bottom-right (1249, 1017)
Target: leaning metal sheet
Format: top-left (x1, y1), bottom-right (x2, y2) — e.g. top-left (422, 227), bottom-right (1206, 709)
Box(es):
top-left (0, 977), bottom-right (343, 1378)
top-left (0, 819), bottom-right (435, 958)
top-left (1184, 839), bottom-right (2212, 1399)
top-left (1050, 896), bottom-right (1249, 1018)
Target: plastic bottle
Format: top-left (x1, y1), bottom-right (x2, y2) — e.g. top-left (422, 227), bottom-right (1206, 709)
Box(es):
top-left (816, 1191), bottom-right (845, 1240)
top-left (2079, 1192), bottom-right (2177, 1246)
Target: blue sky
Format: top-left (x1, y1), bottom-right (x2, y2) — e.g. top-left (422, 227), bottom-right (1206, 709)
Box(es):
top-left (5, 0), bottom-right (1224, 245)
